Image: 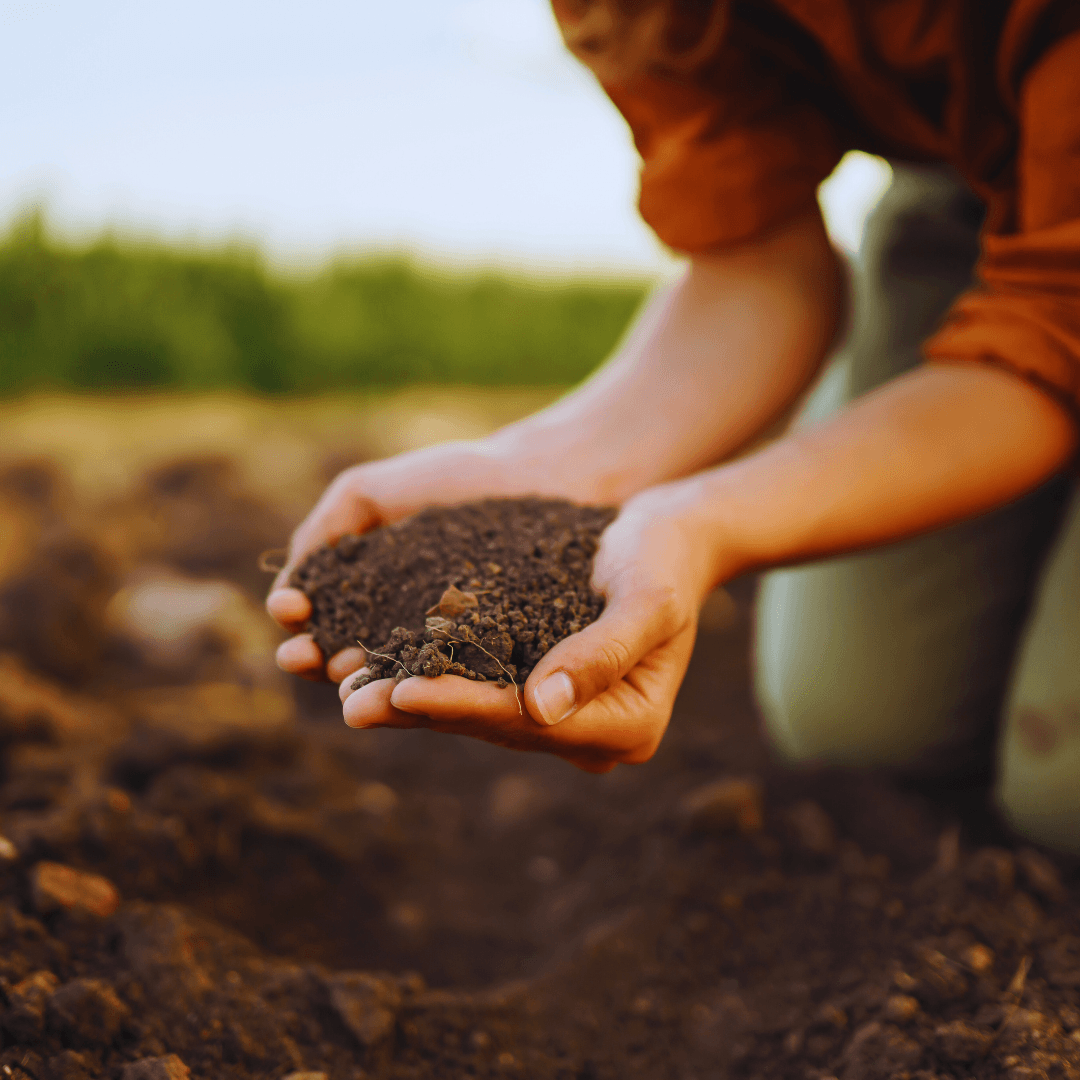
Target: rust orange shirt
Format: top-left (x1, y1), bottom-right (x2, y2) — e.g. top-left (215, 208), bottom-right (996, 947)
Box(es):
top-left (553, 0), bottom-right (1080, 418)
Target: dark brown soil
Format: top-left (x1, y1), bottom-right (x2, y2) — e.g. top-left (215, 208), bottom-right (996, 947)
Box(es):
top-left (1, 455), bottom-right (1078, 1080)
top-left (290, 499), bottom-right (617, 686)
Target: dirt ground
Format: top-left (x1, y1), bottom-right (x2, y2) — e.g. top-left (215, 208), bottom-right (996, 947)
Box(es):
top-left (0, 393), bottom-right (1078, 1080)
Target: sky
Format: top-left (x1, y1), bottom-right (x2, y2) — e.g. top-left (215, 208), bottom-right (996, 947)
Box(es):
top-left (0, 0), bottom-right (890, 271)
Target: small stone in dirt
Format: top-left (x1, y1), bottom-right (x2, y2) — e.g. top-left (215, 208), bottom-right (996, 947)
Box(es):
top-left (678, 777), bottom-right (763, 835)
top-left (114, 903), bottom-right (212, 996)
top-left (44, 1050), bottom-right (96, 1080)
top-left (963, 943), bottom-right (995, 974)
top-left (120, 1056), bottom-right (191, 1080)
top-left (0, 834), bottom-right (17, 860)
top-left (1015, 847), bottom-right (1065, 904)
top-left (842, 1021), bottom-right (923, 1078)
top-left (106, 787), bottom-right (132, 813)
top-left (815, 1003), bottom-right (848, 1029)
top-left (934, 1019), bottom-right (994, 1062)
top-left (884, 994), bottom-right (920, 1022)
top-left (31, 861), bottom-right (120, 918)
top-left (282, 1074), bottom-right (328, 1080)
top-left (787, 800), bottom-right (837, 856)
top-left (355, 780), bottom-right (399, 817)
top-left (326, 971), bottom-right (401, 1047)
top-left (3, 969), bottom-right (59, 1042)
top-left (1008, 956), bottom-right (1033, 995)
top-left (47, 978), bottom-right (130, 1047)
top-left (915, 948), bottom-right (969, 1003)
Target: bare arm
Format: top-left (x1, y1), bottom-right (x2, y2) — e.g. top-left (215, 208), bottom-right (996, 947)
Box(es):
top-left (484, 208), bottom-right (843, 503)
top-left (692, 362), bottom-right (1078, 582)
top-left (365, 361), bottom-right (1077, 771)
top-left (270, 208), bottom-right (842, 675)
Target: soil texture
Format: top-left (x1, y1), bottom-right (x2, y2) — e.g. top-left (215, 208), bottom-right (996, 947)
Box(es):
top-left (0, 451), bottom-right (1078, 1080)
top-left (290, 499), bottom-right (616, 686)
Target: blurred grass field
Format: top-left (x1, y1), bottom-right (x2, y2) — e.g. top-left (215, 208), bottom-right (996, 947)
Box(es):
top-left (0, 212), bottom-right (649, 395)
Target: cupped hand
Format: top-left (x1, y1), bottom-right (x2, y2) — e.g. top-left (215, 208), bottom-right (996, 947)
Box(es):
top-left (337, 480), bottom-right (719, 772)
top-left (266, 441), bottom-right (505, 680)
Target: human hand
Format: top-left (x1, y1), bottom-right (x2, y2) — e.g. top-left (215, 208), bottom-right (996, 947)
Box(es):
top-left (337, 480), bottom-right (719, 772)
top-left (266, 441), bottom-right (506, 681)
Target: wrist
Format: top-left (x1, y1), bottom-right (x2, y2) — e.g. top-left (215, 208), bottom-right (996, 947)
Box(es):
top-left (617, 476), bottom-right (736, 605)
top-left (479, 423), bottom-right (633, 505)
top-left (356, 439), bottom-right (503, 517)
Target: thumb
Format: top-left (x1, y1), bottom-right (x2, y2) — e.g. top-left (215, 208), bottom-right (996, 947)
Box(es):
top-left (271, 483), bottom-right (381, 594)
top-left (524, 584), bottom-right (686, 727)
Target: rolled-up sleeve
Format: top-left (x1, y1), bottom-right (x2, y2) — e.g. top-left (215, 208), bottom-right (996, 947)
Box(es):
top-left (925, 31), bottom-right (1080, 418)
top-left (599, 52), bottom-right (844, 252)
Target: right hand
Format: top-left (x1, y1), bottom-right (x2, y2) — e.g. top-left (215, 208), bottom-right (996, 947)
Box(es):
top-left (266, 440), bottom-right (509, 681)
top-left (332, 474), bottom-right (717, 771)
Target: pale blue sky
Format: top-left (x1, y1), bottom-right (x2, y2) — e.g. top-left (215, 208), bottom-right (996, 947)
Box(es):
top-left (0, 0), bottom-right (888, 270)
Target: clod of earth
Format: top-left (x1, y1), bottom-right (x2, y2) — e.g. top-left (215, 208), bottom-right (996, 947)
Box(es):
top-left (120, 1056), bottom-right (191, 1080)
top-left (46, 978), bottom-right (131, 1048)
top-left (677, 776), bottom-right (764, 835)
top-left (326, 972), bottom-right (401, 1047)
top-left (289, 498), bottom-right (617, 688)
top-left (30, 861), bottom-right (120, 918)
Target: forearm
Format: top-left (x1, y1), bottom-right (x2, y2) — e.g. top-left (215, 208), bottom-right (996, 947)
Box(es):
top-left (483, 210), bottom-right (843, 504)
top-left (681, 363), bottom-right (1077, 587)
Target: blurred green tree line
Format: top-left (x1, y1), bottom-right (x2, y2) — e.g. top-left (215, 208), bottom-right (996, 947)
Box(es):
top-left (0, 213), bottom-right (649, 393)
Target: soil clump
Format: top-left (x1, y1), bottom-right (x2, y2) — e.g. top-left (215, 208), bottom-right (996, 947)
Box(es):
top-left (290, 499), bottom-right (616, 687)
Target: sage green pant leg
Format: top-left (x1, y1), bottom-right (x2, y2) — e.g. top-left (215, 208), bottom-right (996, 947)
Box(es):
top-left (753, 163), bottom-right (1072, 779)
top-left (997, 492), bottom-right (1080, 852)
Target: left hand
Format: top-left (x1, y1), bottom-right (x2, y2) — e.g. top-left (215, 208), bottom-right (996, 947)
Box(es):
top-left (335, 481), bottom-right (718, 772)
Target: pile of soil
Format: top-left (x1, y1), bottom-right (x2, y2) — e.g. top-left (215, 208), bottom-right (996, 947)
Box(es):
top-left (290, 499), bottom-right (616, 687)
top-left (0, 456), bottom-right (1078, 1080)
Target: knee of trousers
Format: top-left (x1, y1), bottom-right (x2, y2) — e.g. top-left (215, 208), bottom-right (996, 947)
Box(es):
top-left (996, 704), bottom-right (1080, 855)
top-left (752, 566), bottom-right (952, 769)
top-left (995, 486), bottom-right (1080, 855)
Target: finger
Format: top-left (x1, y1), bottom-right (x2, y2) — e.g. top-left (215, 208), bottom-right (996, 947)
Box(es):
top-left (391, 665), bottom-right (666, 766)
top-left (266, 587), bottom-right (312, 631)
top-left (272, 478), bottom-right (380, 591)
top-left (339, 666), bottom-right (369, 703)
top-left (343, 677), bottom-right (425, 729)
top-left (525, 585), bottom-right (687, 727)
top-left (275, 634), bottom-right (325, 680)
top-left (390, 675), bottom-right (559, 754)
top-left (327, 647), bottom-right (367, 683)
top-left (390, 674), bottom-right (524, 726)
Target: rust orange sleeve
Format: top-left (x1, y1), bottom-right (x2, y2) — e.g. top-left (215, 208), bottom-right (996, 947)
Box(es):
top-left (594, 36), bottom-right (844, 253)
top-left (925, 31), bottom-right (1080, 419)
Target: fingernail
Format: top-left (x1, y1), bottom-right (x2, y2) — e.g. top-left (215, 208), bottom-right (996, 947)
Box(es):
top-left (533, 671), bottom-right (576, 726)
